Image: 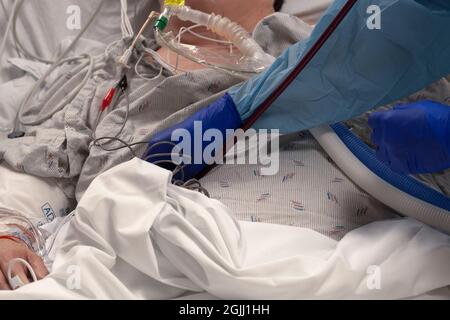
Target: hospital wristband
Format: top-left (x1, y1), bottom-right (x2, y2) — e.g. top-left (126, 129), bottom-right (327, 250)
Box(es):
top-left (0, 235), bottom-right (23, 243)
top-left (0, 226), bottom-right (35, 249)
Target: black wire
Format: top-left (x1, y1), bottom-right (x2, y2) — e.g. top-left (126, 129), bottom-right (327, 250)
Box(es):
top-left (89, 54), bottom-right (210, 196)
top-left (91, 134), bottom-right (210, 197)
top-left (274, 0), bottom-right (285, 12)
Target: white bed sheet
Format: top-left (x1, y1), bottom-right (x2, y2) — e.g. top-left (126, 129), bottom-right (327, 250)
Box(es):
top-left (0, 158), bottom-right (449, 300)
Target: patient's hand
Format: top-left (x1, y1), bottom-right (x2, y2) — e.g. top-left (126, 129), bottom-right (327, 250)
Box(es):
top-left (0, 239), bottom-right (48, 290)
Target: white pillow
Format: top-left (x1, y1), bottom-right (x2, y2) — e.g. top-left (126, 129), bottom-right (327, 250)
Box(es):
top-left (0, 163), bottom-right (73, 225)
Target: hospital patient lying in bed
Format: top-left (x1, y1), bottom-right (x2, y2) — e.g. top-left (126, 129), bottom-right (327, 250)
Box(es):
top-left (0, 0), bottom-right (285, 291)
top-left (0, 0), bottom-right (448, 297)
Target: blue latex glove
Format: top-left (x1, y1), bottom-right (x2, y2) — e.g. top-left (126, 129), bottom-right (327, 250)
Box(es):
top-left (144, 94), bottom-right (242, 181)
top-left (368, 101), bottom-right (450, 174)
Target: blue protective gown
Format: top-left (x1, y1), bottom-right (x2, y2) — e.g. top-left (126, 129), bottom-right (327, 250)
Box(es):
top-left (232, 0), bottom-right (450, 133)
top-left (146, 0), bottom-right (450, 180)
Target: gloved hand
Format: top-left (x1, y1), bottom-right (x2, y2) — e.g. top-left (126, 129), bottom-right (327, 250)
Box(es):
top-left (368, 100), bottom-right (450, 174)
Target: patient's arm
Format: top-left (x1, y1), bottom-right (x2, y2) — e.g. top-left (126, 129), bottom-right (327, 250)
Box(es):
top-left (0, 212), bottom-right (53, 289)
top-left (0, 0), bottom-right (275, 289)
top-left (0, 156), bottom-right (74, 289)
top-left (0, 237), bottom-right (48, 290)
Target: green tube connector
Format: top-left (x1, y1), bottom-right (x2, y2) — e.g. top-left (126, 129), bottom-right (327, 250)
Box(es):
top-left (154, 15), bottom-right (169, 31)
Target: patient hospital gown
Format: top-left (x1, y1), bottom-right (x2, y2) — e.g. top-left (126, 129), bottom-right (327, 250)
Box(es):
top-left (0, 10), bottom-right (448, 223)
top-left (0, 40), bottom-right (242, 203)
top-left (0, 11), bottom-right (313, 203)
top-left (0, 11), bottom-right (397, 240)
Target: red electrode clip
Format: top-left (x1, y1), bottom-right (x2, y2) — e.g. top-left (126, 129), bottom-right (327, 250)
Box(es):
top-left (100, 87), bottom-right (117, 111)
top-left (100, 75), bottom-right (128, 111)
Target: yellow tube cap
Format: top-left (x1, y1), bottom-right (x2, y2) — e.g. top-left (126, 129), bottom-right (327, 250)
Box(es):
top-left (164, 0), bottom-right (185, 6)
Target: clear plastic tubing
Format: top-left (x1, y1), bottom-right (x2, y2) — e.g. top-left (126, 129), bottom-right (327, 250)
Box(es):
top-left (169, 6), bottom-right (275, 66)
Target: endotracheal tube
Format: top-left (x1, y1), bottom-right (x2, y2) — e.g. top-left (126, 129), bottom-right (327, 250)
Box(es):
top-left (154, 0), bottom-right (275, 76)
